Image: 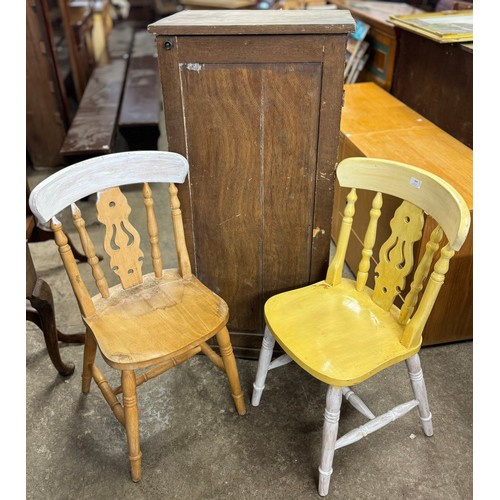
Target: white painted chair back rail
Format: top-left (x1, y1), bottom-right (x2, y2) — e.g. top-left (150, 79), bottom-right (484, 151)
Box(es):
top-left (29, 151), bottom-right (189, 223)
top-left (336, 157), bottom-right (470, 251)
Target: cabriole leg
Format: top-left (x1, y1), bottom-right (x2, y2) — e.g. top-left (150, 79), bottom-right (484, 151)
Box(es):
top-left (252, 326), bottom-right (276, 407)
top-left (318, 385), bottom-right (343, 497)
top-left (122, 370), bottom-right (142, 482)
top-left (406, 353), bottom-right (433, 437)
top-left (215, 327), bottom-right (246, 415)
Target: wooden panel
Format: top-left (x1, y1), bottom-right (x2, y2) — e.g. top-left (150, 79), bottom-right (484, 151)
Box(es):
top-left (149, 9), bottom-right (355, 35)
top-left (262, 62), bottom-right (322, 301)
top-left (26, 0), bottom-right (68, 167)
top-left (392, 28), bottom-right (473, 148)
top-left (181, 63), bottom-right (263, 332)
top-left (152, 10), bottom-right (353, 354)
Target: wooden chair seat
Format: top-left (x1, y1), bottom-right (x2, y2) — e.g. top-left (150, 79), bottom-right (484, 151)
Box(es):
top-left (88, 271), bottom-right (228, 370)
top-left (265, 278), bottom-right (420, 387)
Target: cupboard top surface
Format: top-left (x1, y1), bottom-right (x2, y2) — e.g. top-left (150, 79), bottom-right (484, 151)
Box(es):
top-left (148, 10), bottom-right (355, 36)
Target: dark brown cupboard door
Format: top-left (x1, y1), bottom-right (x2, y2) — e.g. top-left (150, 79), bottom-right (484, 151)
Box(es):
top-left (150, 12), bottom-right (354, 357)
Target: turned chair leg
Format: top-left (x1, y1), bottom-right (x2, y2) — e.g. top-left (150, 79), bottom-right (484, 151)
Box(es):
top-left (82, 329), bottom-right (97, 393)
top-left (252, 326), bottom-right (276, 406)
top-left (406, 353), bottom-right (433, 437)
top-left (318, 385), bottom-right (343, 497)
top-left (122, 370), bottom-right (142, 482)
top-left (215, 327), bottom-right (246, 416)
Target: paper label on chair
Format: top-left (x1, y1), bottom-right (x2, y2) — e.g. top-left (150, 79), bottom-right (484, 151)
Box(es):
top-left (409, 177), bottom-right (422, 189)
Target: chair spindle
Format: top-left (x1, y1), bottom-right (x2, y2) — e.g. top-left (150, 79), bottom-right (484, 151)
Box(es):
top-left (50, 217), bottom-right (96, 317)
top-left (399, 225), bottom-right (444, 325)
top-left (168, 183), bottom-right (192, 278)
top-left (326, 188), bottom-right (357, 286)
top-left (401, 243), bottom-right (455, 348)
top-left (356, 192), bottom-right (383, 292)
top-left (142, 183), bottom-right (163, 278)
top-left (71, 203), bottom-right (110, 298)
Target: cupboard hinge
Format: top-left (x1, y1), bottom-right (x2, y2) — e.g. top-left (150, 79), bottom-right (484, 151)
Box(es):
top-left (39, 40), bottom-right (47, 55)
top-left (341, 89), bottom-right (345, 108)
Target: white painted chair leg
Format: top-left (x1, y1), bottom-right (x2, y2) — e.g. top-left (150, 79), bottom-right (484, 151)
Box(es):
top-left (318, 385), bottom-right (343, 497)
top-left (252, 326), bottom-right (276, 406)
top-left (406, 353), bottom-right (433, 437)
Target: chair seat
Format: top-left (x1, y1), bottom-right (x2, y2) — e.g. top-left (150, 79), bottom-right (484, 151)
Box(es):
top-left (86, 270), bottom-right (229, 370)
top-left (265, 278), bottom-right (421, 386)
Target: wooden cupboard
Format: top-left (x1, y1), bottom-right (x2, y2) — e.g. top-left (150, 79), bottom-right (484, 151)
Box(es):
top-left (331, 83), bottom-right (472, 346)
top-left (148, 10), bottom-right (355, 358)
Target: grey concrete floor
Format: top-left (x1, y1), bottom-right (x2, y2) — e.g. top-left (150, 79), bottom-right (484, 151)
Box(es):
top-left (26, 122), bottom-right (472, 499)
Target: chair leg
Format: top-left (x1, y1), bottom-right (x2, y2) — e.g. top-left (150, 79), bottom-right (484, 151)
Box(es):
top-left (82, 329), bottom-right (97, 394)
top-left (406, 353), bottom-right (433, 437)
top-left (252, 326), bottom-right (276, 406)
top-left (122, 370), bottom-right (142, 482)
top-left (318, 385), bottom-right (343, 497)
top-left (28, 278), bottom-right (75, 377)
top-left (215, 327), bottom-right (246, 416)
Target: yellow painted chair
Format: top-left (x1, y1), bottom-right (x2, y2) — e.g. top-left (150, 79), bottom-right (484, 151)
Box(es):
top-left (29, 151), bottom-right (246, 482)
top-left (252, 157), bottom-right (470, 496)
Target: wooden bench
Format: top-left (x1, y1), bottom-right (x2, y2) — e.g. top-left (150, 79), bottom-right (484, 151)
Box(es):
top-left (60, 22), bottom-right (135, 163)
top-left (332, 82), bottom-right (473, 346)
top-left (118, 31), bottom-right (161, 150)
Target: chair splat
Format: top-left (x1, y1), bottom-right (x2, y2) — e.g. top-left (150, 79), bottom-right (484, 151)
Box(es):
top-left (96, 187), bottom-right (144, 289)
top-left (372, 200), bottom-right (424, 311)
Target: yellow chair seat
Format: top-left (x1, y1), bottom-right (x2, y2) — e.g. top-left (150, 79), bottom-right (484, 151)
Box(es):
top-left (265, 278), bottom-right (421, 386)
top-left (86, 270), bottom-right (229, 370)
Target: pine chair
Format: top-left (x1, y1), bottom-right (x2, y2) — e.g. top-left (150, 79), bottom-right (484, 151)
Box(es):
top-left (251, 157), bottom-right (470, 496)
top-left (28, 151), bottom-right (246, 482)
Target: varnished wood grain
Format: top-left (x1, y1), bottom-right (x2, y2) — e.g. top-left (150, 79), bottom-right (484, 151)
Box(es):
top-left (152, 16), bottom-right (353, 341)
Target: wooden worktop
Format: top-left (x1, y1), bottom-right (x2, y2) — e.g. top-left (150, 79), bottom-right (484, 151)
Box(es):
top-left (341, 82), bottom-right (472, 209)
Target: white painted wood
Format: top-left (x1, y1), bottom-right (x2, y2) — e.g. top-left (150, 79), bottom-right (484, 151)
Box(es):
top-left (268, 353), bottom-right (292, 371)
top-left (252, 326), bottom-right (276, 407)
top-left (29, 151), bottom-right (189, 223)
top-left (318, 385), bottom-right (343, 497)
top-left (336, 157), bottom-right (470, 251)
top-left (406, 354), bottom-right (433, 436)
top-left (342, 387), bottom-right (375, 420)
top-left (335, 399), bottom-right (419, 450)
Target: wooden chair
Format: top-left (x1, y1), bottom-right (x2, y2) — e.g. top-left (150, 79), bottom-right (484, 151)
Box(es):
top-left (251, 157), bottom-right (470, 496)
top-left (29, 151), bottom-right (246, 482)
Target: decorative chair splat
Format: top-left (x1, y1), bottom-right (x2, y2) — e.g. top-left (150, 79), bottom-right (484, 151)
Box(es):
top-left (96, 187), bottom-right (144, 289)
top-left (372, 200), bottom-right (424, 311)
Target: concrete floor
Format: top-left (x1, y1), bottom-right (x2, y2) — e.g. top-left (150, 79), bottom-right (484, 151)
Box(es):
top-left (26, 120), bottom-right (472, 498)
